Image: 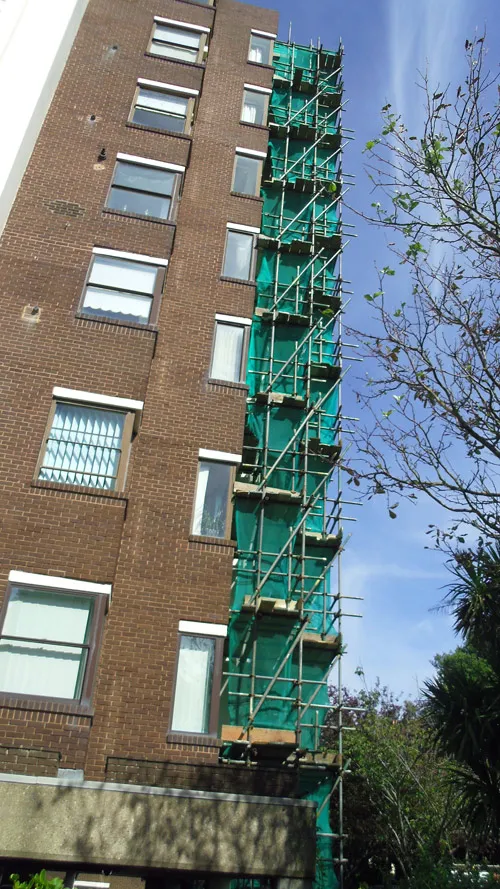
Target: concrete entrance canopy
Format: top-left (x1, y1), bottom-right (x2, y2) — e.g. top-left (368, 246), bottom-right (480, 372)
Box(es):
top-left (0, 774), bottom-right (316, 877)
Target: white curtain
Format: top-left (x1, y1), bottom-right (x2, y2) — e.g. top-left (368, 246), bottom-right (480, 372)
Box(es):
top-left (39, 402), bottom-right (126, 490)
top-left (211, 323), bottom-right (244, 382)
top-left (0, 588), bottom-right (92, 699)
top-left (171, 635), bottom-right (215, 733)
top-left (83, 286), bottom-right (152, 322)
top-left (89, 255), bottom-right (156, 296)
top-left (192, 463), bottom-right (210, 534)
top-left (242, 99), bottom-right (257, 123)
top-left (248, 46), bottom-right (263, 63)
top-left (223, 230), bottom-right (253, 280)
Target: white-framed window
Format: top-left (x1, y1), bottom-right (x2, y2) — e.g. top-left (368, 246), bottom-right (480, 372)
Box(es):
top-left (0, 571), bottom-right (111, 703)
top-left (248, 29), bottom-right (275, 65)
top-left (210, 313), bottom-right (251, 383)
top-left (222, 223), bottom-right (259, 281)
top-left (241, 84), bottom-right (271, 126)
top-left (192, 448), bottom-right (241, 539)
top-left (149, 17), bottom-right (209, 63)
top-left (36, 387), bottom-right (143, 492)
top-left (232, 147), bottom-right (266, 196)
top-left (171, 621), bottom-right (227, 735)
top-left (131, 79), bottom-right (198, 134)
top-left (80, 247), bottom-right (168, 326)
top-left (106, 154), bottom-right (184, 221)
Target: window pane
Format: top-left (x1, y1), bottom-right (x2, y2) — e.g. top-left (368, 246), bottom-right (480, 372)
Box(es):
top-left (89, 255), bottom-right (157, 295)
top-left (153, 24), bottom-right (200, 49)
top-left (113, 162), bottom-right (175, 197)
top-left (0, 588), bottom-right (93, 699)
top-left (133, 106), bottom-right (186, 133)
top-left (39, 402), bottom-right (126, 490)
top-left (233, 154), bottom-right (260, 196)
top-left (82, 286), bottom-right (153, 324)
top-left (211, 322), bottom-right (244, 382)
top-left (107, 187), bottom-right (171, 220)
top-left (137, 88), bottom-right (188, 116)
top-left (242, 90), bottom-right (266, 125)
top-left (0, 640), bottom-right (88, 699)
top-left (150, 42), bottom-right (198, 62)
top-left (193, 460), bottom-right (231, 538)
top-left (249, 34), bottom-right (272, 65)
top-left (171, 635), bottom-right (215, 733)
top-left (223, 230), bottom-right (254, 280)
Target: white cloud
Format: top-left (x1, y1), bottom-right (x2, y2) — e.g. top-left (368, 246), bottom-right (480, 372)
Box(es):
top-left (387, 0), bottom-right (468, 130)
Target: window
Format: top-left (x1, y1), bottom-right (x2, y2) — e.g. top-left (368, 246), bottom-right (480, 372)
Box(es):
top-left (149, 18), bottom-right (209, 63)
top-left (248, 30), bottom-right (275, 66)
top-left (36, 388), bottom-right (143, 492)
top-left (232, 147), bottom-right (265, 196)
top-left (80, 248), bottom-right (168, 325)
top-left (131, 79), bottom-right (198, 134)
top-left (241, 84), bottom-right (271, 126)
top-left (210, 314), bottom-right (251, 383)
top-left (192, 449), bottom-right (241, 538)
top-left (171, 621), bottom-right (226, 735)
top-left (0, 571), bottom-right (110, 703)
top-left (222, 223), bottom-right (259, 281)
top-left (106, 154), bottom-right (183, 221)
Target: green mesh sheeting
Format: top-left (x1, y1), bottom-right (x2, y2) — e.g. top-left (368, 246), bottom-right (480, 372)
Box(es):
top-left (267, 138), bottom-right (339, 185)
top-left (270, 87), bottom-right (339, 137)
top-left (232, 499), bottom-right (336, 615)
top-left (247, 320), bottom-right (340, 399)
top-left (256, 249), bottom-right (341, 314)
top-left (261, 191), bottom-right (339, 244)
top-left (300, 771), bottom-right (338, 889)
top-left (228, 39), bottom-right (344, 889)
top-left (226, 615), bottom-right (333, 744)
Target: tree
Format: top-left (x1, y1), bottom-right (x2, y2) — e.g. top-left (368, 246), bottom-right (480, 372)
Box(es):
top-left (349, 36), bottom-right (500, 542)
top-left (424, 542), bottom-right (500, 853)
top-left (325, 682), bottom-right (462, 888)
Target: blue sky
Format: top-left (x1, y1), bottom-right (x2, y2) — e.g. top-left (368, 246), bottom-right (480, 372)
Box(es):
top-left (249, 0), bottom-right (500, 696)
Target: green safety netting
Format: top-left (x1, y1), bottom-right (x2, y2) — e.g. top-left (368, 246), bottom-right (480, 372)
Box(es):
top-left (248, 320), bottom-right (339, 397)
top-left (256, 249), bottom-right (341, 314)
top-left (261, 191), bottom-right (338, 244)
top-left (232, 496), bottom-right (338, 616)
top-left (299, 770), bottom-right (338, 889)
top-left (270, 88), bottom-right (339, 137)
top-left (226, 615), bottom-right (334, 739)
top-left (267, 139), bottom-right (339, 184)
top-left (273, 42), bottom-right (318, 85)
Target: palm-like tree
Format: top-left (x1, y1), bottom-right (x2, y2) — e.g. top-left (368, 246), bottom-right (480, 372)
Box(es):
top-left (423, 543), bottom-right (500, 852)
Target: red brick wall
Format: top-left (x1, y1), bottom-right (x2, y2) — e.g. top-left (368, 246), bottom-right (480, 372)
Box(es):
top-left (0, 0), bottom-right (278, 783)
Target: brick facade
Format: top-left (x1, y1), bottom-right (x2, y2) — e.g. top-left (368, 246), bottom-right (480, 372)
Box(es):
top-left (0, 0), bottom-right (278, 787)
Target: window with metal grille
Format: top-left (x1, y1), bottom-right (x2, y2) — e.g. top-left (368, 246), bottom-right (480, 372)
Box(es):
top-left (36, 390), bottom-right (142, 492)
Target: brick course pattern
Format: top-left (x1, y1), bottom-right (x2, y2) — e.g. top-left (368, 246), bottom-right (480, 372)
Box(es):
top-left (0, 0), bottom-right (279, 786)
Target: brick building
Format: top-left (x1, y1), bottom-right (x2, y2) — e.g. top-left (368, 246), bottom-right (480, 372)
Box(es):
top-left (0, 0), bottom-right (346, 887)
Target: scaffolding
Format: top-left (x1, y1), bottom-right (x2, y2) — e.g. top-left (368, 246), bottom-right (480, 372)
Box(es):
top-left (221, 38), bottom-right (351, 889)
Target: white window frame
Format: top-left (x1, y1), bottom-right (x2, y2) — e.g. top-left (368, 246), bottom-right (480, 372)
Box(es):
top-left (232, 147), bottom-right (266, 196)
top-left (80, 248), bottom-right (168, 327)
top-left (222, 223), bottom-right (260, 282)
top-left (209, 313), bottom-right (252, 384)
